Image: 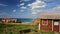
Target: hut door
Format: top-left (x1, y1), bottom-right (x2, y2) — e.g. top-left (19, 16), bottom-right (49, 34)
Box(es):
top-left (53, 20), bottom-right (59, 32)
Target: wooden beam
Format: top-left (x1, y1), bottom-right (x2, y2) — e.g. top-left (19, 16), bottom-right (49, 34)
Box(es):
top-left (52, 19), bottom-right (53, 31)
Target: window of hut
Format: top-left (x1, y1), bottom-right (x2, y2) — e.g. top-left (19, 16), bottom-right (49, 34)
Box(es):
top-left (42, 19), bottom-right (48, 26)
top-left (54, 22), bottom-right (59, 25)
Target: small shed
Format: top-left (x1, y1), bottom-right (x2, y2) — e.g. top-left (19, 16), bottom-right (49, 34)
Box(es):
top-left (38, 14), bottom-right (60, 32)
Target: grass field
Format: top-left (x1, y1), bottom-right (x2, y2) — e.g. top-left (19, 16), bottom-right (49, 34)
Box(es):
top-left (0, 23), bottom-right (38, 34)
top-left (0, 23), bottom-right (60, 34)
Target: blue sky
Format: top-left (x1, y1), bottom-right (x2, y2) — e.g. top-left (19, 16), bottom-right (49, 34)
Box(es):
top-left (0, 0), bottom-right (60, 18)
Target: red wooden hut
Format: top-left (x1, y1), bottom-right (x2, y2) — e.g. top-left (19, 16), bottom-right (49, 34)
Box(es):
top-left (38, 13), bottom-right (60, 32)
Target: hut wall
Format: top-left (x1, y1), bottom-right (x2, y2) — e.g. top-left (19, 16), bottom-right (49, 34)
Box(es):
top-left (40, 19), bottom-right (52, 32)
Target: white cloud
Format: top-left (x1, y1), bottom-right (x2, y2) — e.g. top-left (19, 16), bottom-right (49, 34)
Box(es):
top-left (32, 11), bottom-right (37, 15)
top-left (20, 9), bottom-right (24, 12)
top-left (13, 10), bottom-right (16, 12)
top-left (0, 3), bottom-right (8, 7)
top-left (20, 6), bottom-right (27, 12)
top-left (21, 6), bottom-right (27, 9)
top-left (19, 0), bottom-right (46, 15)
top-left (28, 0), bottom-right (46, 15)
top-left (28, 0), bottom-right (46, 9)
top-left (20, 3), bottom-right (25, 6)
top-left (17, 3), bottom-right (25, 7)
top-left (49, 5), bottom-right (60, 13)
top-left (42, 5), bottom-right (60, 14)
top-left (18, 0), bottom-right (46, 15)
top-left (52, 5), bottom-right (60, 11)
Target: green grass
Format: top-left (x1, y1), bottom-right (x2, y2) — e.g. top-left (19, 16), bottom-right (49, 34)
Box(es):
top-left (0, 23), bottom-right (38, 34)
top-left (0, 24), bottom-right (5, 33)
top-left (0, 23), bottom-right (60, 34)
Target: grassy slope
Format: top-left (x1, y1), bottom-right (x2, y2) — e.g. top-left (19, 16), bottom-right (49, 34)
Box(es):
top-left (0, 23), bottom-right (38, 34)
top-left (0, 23), bottom-right (60, 34)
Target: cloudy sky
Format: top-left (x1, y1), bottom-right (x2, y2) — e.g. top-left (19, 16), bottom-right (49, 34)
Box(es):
top-left (0, 0), bottom-right (60, 18)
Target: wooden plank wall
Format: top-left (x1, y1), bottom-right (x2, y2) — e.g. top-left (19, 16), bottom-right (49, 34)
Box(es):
top-left (40, 19), bottom-right (52, 32)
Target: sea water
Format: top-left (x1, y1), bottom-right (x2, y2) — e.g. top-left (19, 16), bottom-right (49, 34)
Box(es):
top-left (17, 18), bottom-right (34, 24)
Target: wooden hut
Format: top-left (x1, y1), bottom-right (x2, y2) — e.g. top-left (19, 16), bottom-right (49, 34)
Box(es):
top-left (38, 13), bottom-right (60, 32)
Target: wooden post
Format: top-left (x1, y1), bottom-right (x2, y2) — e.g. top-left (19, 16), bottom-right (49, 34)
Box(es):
top-left (38, 19), bottom-right (40, 31)
top-left (52, 19), bottom-right (53, 31)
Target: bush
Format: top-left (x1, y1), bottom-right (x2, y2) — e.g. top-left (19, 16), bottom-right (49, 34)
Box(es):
top-left (17, 19), bottom-right (22, 23)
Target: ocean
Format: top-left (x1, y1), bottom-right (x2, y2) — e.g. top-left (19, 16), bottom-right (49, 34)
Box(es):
top-left (17, 18), bottom-right (33, 22)
top-left (17, 18), bottom-right (34, 24)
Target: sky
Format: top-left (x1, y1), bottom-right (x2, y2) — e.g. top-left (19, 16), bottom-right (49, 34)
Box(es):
top-left (0, 0), bottom-right (60, 18)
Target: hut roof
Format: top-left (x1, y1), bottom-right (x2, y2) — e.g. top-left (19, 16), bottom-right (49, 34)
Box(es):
top-left (40, 13), bottom-right (60, 19)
